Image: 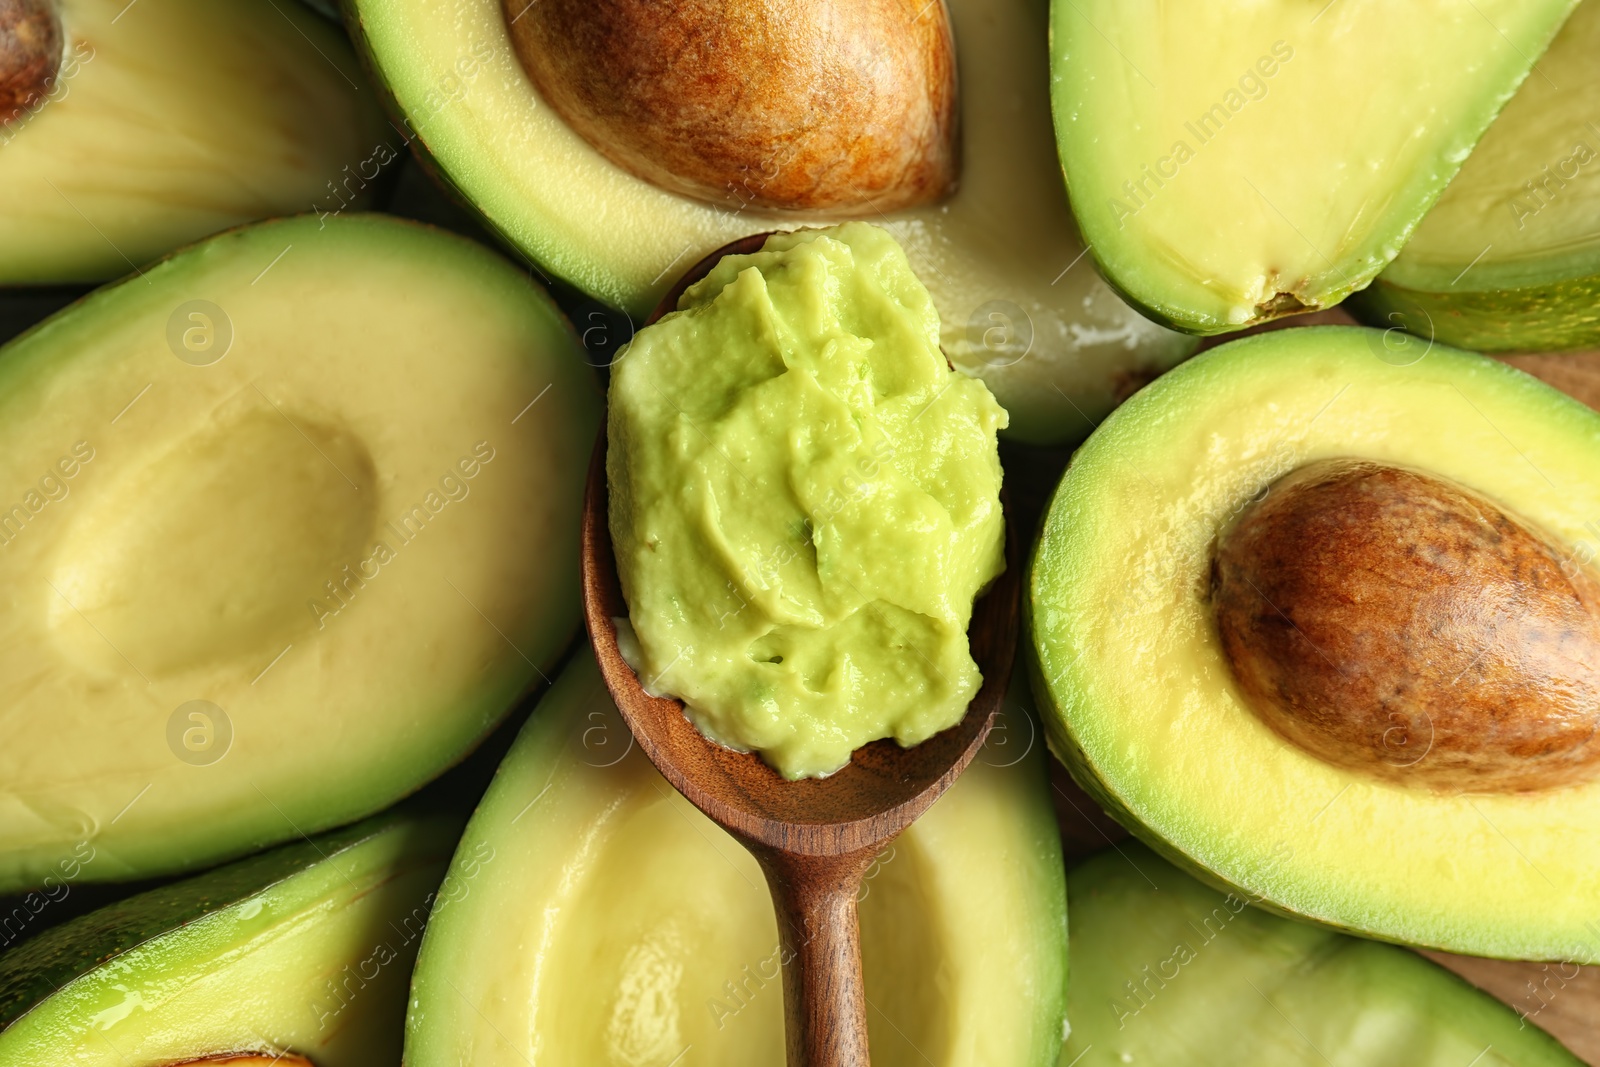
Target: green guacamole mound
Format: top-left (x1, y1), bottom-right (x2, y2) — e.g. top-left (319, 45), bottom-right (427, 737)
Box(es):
top-left (607, 223), bottom-right (1008, 780)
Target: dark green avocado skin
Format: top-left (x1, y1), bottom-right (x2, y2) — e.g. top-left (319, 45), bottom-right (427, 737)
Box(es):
top-left (1351, 272), bottom-right (1600, 353)
top-left (0, 814), bottom-right (446, 1034)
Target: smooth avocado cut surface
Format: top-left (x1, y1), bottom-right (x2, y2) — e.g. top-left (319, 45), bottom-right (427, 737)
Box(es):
top-left (1357, 0), bottom-right (1600, 351)
top-left (0, 213), bottom-right (600, 894)
top-left (0, 0), bottom-right (389, 285)
top-left (405, 649), bottom-right (1069, 1066)
top-left (346, 0), bottom-right (1197, 446)
top-left (1061, 843), bottom-right (1582, 1066)
top-left (0, 811), bottom-right (460, 1066)
top-left (1029, 327), bottom-right (1600, 962)
top-left (609, 224), bottom-right (1008, 779)
top-left (1050, 0), bottom-right (1578, 334)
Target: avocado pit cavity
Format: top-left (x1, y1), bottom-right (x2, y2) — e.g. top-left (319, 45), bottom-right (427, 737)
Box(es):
top-left (1212, 459), bottom-right (1600, 793)
top-left (504, 0), bottom-right (959, 213)
top-left (0, 0), bottom-right (61, 124)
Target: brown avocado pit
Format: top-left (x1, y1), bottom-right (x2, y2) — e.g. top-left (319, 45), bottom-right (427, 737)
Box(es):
top-left (503, 0), bottom-right (959, 214)
top-left (0, 0), bottom-right (61, 124)
top-left (1212, 458), bottom-right (1600, 794)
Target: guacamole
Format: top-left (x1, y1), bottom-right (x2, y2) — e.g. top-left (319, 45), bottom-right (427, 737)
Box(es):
top-left (607, 223), bottom-right (1007, 779)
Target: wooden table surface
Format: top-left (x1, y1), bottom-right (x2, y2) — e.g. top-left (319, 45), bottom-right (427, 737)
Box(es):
top-left (1031, 314), bottom-right (1600, 1064)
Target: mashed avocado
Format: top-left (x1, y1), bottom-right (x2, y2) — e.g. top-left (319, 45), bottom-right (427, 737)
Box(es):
top-left (608, 223), bottom-right (1007, 779)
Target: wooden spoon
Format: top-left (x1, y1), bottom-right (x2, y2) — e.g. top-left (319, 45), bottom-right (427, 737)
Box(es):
top-left (580, 233), bottom-right (1020, 1066)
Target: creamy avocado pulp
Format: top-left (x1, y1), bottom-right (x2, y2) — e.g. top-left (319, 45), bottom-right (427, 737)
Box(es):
top-left (1029, 327), bottom-right (1600, 961)
top-left (608, 223), bottom-right (1007, 780)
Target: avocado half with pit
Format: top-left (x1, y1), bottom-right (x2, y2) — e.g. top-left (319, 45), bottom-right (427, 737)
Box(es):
top-left (1030, 326), bottom-right (1600, 962)
top-left (0, 212), bottom-right (599, 894)
top-left (1064, 842), bottom-right (1583, 1066)
top-left (404, 650), bottom-right (1069, 1065)
top-left (342, 0), bottom-right (1198, 446)
top-left (0, 0), bottom-right (389, 285)
top-left (0, 810), bottom-right (459, 1066)
top-left (1355, 0), bottom-right (1600, 352)
top-left (1049, 0), bottom-right (1579, 334)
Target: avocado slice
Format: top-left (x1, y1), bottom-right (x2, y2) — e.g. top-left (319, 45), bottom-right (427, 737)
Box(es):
top-left (404, 649), bottom-right (1069, 1065)
top-left (1355, 1), bottom-right (1600, 352)
top-left (0, 0), bottom-right (389, 285)
top-left (1049, 1), bottom-right (1578, 335)
top-left (1029, 326), bottom-right (1600, 963)
top-left (344, 0), bottom-right (1198, 446)
top-left (0, 213), bottom-right (600, 894)
top-left (1063, 842), bottom-right (1583, 1066)
top-left (0, 810), bottom-right (460, 1065)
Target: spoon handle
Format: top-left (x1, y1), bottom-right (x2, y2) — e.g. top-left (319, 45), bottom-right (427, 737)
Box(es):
top-left (755, 844), bottom-right (882, 1067)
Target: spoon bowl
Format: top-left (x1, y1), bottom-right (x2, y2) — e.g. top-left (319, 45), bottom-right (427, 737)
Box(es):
top-left (580, 231), bottom-right (1020, 1066)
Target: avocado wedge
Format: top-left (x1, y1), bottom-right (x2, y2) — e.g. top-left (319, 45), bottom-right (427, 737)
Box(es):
top-left (0, 811), bottom-right (459, 1066)
top-left (0, 0), bottom-right (389, 285)
top-left (1063, 843), bottom-right (1582, 1066)
top-left (0, 213), bottom-right (599, 894)
top-left (1050, 0), bottom-right (1578, 334)
top-left (344, 0), bottom-right (1198, 446)
top-left (1355, 0), bottom-right (1600, 352)
top-left (1030, 326), bottom-right (1600, 962)
top-left (405, 649), bottom-right (1069, 1065)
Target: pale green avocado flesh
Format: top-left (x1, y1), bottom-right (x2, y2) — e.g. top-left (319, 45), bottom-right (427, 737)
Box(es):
top-left (344, 0), bottom-right (1199, 446)
top-left (1050, 0), bottom-right (1579, 334)
top-left (0, 811), bottom-right (460, 1066)
top-left (405, 649), bottom-right (1070, 1066)
top-left (0, 213), bottom-right (599, 894)
top-left (608, 224), bottom-right (1007, 780)
top-left (1062, 843), bottom-right (1582, 1066)
top-left (1357, 0), bottom-right (1600, 351)
top-left (1030, 326), bottom-right (1600, 962)
top-left (0, 0), bottom-right (389, 285)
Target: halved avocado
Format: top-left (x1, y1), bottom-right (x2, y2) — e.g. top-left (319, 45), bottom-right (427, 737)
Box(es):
top-left (0, 810), bottom-right (460, 1066)
top-left (405, 649), bottom-right (1069, 1065)
top-left (1355, 1), bottom-right (1600, 352)
top-left (0, 0), bottom-right (390, 285)
top-left (1049, 0), bottom-right (1578, 335)
top-left (0, 213), bottom-right (600, 894)
top-left (343, 0), bottom-right (1198, 446)
top-left (1029, 326), bottom-right (1600, 962)
top-left (1063, 842), bottom-right (1582, 1066)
